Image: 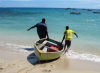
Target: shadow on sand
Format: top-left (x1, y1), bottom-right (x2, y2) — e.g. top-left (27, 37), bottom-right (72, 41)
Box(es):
top-left (27, 53), bottom-right (59, 65)
top-left (22, 48), bottom-right (34, 51)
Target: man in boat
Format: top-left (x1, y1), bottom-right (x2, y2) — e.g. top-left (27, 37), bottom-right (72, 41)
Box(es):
top-left (27, 18), bottom-right (49, 39)
top-left (61, 26), bottom-right (78, 53)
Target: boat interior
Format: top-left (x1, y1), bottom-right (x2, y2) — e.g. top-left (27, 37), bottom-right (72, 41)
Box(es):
top-left (36, 39), bottom-right (63, 52)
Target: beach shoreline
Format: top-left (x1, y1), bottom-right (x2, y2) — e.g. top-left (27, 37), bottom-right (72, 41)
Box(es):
top-left (0, 45), bottom-right (100, 73)
top-left (0, 8), bottom-right (100, 73)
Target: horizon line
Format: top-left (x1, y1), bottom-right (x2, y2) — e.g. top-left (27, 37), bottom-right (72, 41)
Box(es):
top-left (0, 7), bottom-right (100, 9)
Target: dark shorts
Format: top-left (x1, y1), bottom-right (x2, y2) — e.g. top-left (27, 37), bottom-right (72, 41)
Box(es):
top-left (65, 40), bottom-right (71, 48)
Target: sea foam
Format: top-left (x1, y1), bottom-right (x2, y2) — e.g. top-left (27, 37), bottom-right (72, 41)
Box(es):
top-left (0, 42), bottom-right (33, 53)
top-left (66, 50), bottom-right (100, 62)
top-left (0, 42), bottom-right (100, 62)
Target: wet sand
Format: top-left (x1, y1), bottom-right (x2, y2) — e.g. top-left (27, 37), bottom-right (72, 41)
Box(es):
top-left (0, 46), bottom-right (100, 73)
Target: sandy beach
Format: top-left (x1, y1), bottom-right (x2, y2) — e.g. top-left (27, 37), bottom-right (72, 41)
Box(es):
top-left (0, 45), bottom-right (100, 73)
top-left (0, 5), bottom-right (100, 73)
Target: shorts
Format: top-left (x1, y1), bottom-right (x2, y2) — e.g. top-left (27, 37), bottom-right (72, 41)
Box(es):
top-left (65, 40), bottom-right (71, 48)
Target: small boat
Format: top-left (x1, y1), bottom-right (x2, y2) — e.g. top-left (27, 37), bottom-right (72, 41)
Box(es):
top-left (70, 12), bottom-right (81, 15)
top-left (71, 8), bottom-right (77, 10)
top-left (65, 8), bottom-right (71, 10)
top-left (93, 11), bottom-right (100, 14)
top-left (34, 38), bottom-right (63, 61)
top-left (87, 9), bottom-right (92, 11)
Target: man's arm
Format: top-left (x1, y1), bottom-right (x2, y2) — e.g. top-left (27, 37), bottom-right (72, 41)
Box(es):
top-left (61, 31), bottom-right (66, 43)
top-left (46, 31), bottom-right (49, 39)
top-left (27, 25), bottom-right (37, 31)
top-left (74, 33), bottom-right (78, 38)
top-left (61, 35), bottom-right (65, 44)
top-left (45, 26), bottom-right (49, 39)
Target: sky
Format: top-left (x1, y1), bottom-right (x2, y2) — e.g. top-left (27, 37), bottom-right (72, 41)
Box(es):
top-left (0, 0), bottom-right (100, 9)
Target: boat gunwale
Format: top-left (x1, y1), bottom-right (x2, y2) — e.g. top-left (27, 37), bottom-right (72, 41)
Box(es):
top-left (34, 44), bottom-right (63, 54)
top-left (34, 38), bottom-right (63, 54)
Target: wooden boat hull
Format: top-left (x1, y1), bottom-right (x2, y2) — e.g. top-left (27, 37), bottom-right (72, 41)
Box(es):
top-left (34, 38), bottom-right (63, 61)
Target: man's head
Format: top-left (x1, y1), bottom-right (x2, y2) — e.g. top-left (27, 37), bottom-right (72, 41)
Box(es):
top-left (42, 18), bottom-right (46, 23)
top-left (66, 26), bottom-right (69, 30)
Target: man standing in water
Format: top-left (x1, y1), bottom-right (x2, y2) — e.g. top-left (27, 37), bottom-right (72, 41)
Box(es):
top-left (61, 26), bottom-right (78, 53)
top-left (27, 18), bottom-right (49, 39)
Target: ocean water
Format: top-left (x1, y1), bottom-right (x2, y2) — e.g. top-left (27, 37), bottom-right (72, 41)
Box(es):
top-left (0, 8), bottom-right (100, 62)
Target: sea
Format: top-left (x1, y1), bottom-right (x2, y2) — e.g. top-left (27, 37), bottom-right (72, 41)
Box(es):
top-left (0, 8), bottom-right (100, 62)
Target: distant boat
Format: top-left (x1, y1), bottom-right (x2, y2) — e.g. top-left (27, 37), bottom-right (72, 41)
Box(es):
top-left (65, 8), bottom-right (77, 10)
top-left (34, 38), bottom-right (64, 61)
top-left (93, 11), bottom-right (100, 14)
top-left (87, 9), bottom-right (92, 11)
top-left (82, 9), bottom-right (92, 11)
top-left (70, 12), bottom-right (81, 15)
top-left (82, 9), bottom-right (87, 10)
top-left (71, 8), bottom-right (77, 10)
top-left (65, 8), bottom-right (71, 10)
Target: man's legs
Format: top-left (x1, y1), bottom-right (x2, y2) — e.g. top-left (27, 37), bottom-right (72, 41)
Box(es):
top-left (63, 40), bottom-right (67, 54)
top-left (64, 41), bottom-right (67, 51)
top-left (64, 40), bottom-right (71, 53)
